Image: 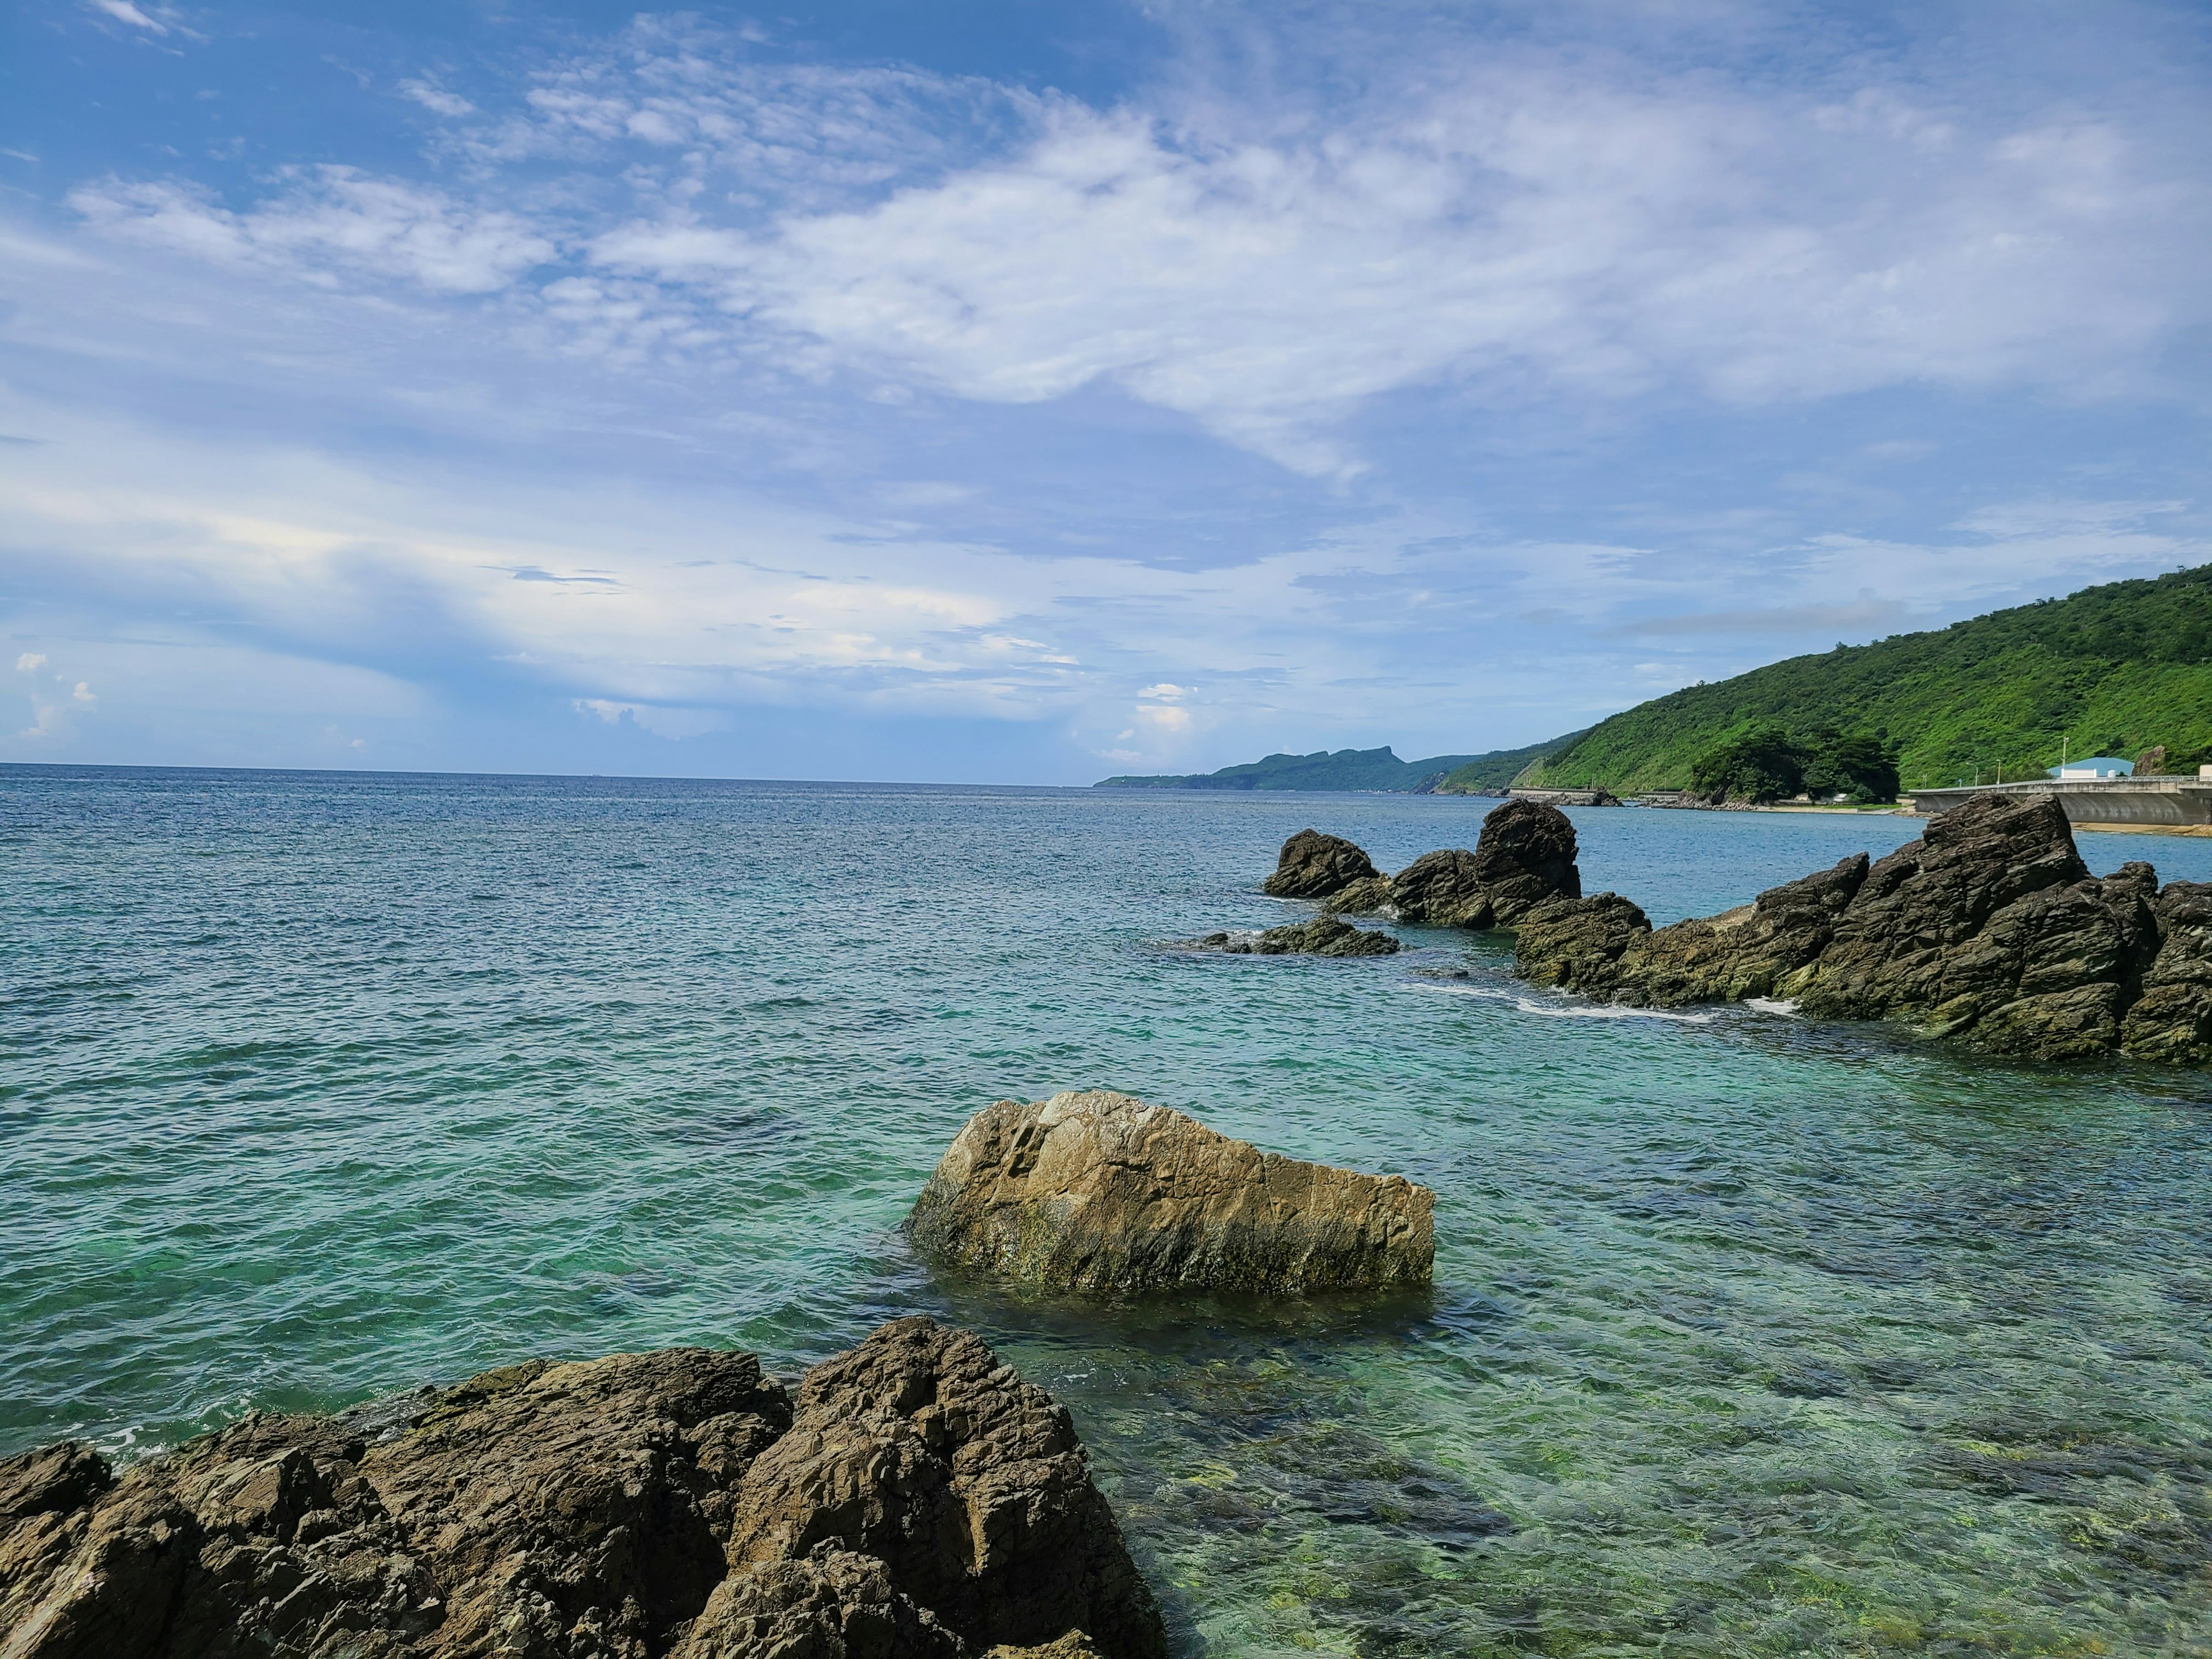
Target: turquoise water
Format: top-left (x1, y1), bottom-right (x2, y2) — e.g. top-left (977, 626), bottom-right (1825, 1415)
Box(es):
top-left (6, 766), bottom-right (2212, 1657)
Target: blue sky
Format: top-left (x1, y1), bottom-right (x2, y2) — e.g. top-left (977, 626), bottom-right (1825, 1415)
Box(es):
top-left (2, 0), bottom-right (2209, 782)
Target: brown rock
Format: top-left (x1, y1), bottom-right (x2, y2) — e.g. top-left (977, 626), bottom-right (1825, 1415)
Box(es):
top-left (905, 1090), bottom-right (1434, 1296)
top-left (1260, 830), bottom-right (1378, 900)
top-left (724, 1320), bottom-right (1164, 1659)
top-left (0, 1327), bottom-right (1158, 1659)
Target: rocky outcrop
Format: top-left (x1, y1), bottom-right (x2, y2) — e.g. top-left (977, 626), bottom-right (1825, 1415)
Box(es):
top-left (1514, 791), bottom-right (2204, 1064)
top-left (906, 1091), bottom-right (1433, 1296)
top-left (1262, 830), bottom-right (1378, 899)
top-left (1195, 918), bottom-right (1399, 957)
top-left (2119, 881), bottom-right (2212, 1063)
top-left (0, 1322), bottom-right (1164, 1659)
top-left (1514, 893), bottom-right (1652, 993)
top-left (1272, 800), bottom-right (1582, 928)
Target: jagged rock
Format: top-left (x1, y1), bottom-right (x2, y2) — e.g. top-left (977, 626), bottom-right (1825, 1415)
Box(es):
top-left (2119, 880), bottom-right (2212, 1063)
top-left (905, 1090), bottom-right (1433, 1296)
top-left (1261, 830), bottom-right (1378, 899)
top-left (723, 1320), bottom-right (1162, 1659)
top-left (1463, 800), bottom-right (1582, 923)
top-left (1385, 849), bottom-right (1490, 927)
top-left (1514, 893), bottom-right (1653, 992)
top-left (1196, 918), bottom-right (1399, 957)
top-left (1316, 874), bottom-right (1392, 915)
top-left (0, 1325), bottom-right (1162, 1659)
top-left (1512, 790), bottom-right (2200, 1064)
top-left (1281, 801), bottom-right (1582, 928)
top-left (1543, 853), bottom-right (1870, 1007)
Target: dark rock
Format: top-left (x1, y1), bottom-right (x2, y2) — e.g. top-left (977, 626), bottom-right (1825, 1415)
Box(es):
top-left (1198, 918), bottom-right (1399, 957)
top-left (1465, 800), bottom-right (1582, 923)
top-left (1385, 850), bottom-right (1490, 927)
top-left (1513, 894), bottom-right (1653, 993)
top-left (1317, 874), bottom-right (1392, 916)
top-left (1593, 853), bottom-right (1869, 1007)
top-left (1510, 790), bottom-right (2202, 1065)
top-left (1283, 801), bottom-right (1582, 930)
top-left (905, 1090), bottom-right (1434, 1296)
top-left (2120, 880), bottom-right (2212, 1063)
top-left (1261, 830), bottom-right (1378, 900)
top-left (0, 1325), bottom-right (1161, 1659)
top-left (1786, 793), bottom-right (2091, 1018)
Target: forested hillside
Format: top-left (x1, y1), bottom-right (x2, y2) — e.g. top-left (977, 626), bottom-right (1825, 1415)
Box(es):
top-left (1524, 565), bottom-right (2212, 794)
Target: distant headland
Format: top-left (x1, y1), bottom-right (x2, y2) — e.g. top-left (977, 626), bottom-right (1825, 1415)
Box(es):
top-left (1095, 733), bottom-right (1585, 795)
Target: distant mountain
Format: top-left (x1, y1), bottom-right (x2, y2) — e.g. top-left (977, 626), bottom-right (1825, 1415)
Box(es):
top-left (1521, 563), bottom-right (2212, 794)
top-left (1096, 734), bottom-right (1582, 794)
top-left (1429, 733), bottom-right (1589, 793)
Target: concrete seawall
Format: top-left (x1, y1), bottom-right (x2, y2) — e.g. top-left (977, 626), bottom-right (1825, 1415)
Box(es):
top-left (1907, 778), bottom-right (2212, 827)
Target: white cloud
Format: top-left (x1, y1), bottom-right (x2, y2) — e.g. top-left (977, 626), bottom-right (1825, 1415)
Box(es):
top-left (72, 169), bottom-right (556, 294)
top-left (72, 681), bottom-right (96, 703)
top-left (84, 0), bottom-right (165, 34)
top-left (15, 653), bottom-right (47, 672)
top-left (400, 81), bottom-right (477, 119)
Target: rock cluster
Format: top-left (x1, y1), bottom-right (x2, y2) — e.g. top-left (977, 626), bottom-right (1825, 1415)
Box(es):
top-left (1195, 918), bottom-right (1400, 957)
top-left (906, 1091), bottom-right (1434, 1296)
top-left (1514, 790), bottom-right (2212, 1064)
top-left (0, 1319), bottom-right (1165, 1659)
top-left (1261, 801), bottom-right (1582, 929)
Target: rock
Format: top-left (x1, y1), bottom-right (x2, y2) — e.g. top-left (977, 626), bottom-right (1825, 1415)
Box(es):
top-left (0, 1324), bottom-right (1162, 1659)
top-left (1196, 918), bottom-right (1399, 957)
top-left (1548, 853), bottom-right (1869, 1007)
top-left (1278, 802), bottom-right (1582, 929)
top-left (1385, 849), bottom-right (1490, 927)
top-left (1513, 893), bottom-right (1653, 993)
top-left (722, 1319), bottom-right (1163, 1659)
top-left (2120, 880), bottom-right (2212, 1063)
top-left (1511, 790), bottom-right (2200, 1065)
top-left (1785, 794), bottom-right (2097, 1021)
top-left (905, 1090), bottom-right (1434, 1296)
top-left (1464, 800), bottom-right (1582, 924)
top-left (1261, 830), bottom-right (1378, 900)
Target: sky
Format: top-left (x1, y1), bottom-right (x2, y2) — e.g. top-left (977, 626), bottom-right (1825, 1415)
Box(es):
top-left (2, 0), bottom-right (2209, 783)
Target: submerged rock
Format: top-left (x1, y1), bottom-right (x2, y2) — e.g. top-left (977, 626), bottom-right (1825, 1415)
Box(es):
top-left (905, 1090), bottom-right (1434, 1296)
top-left (1196, 917), bottom-right (1400, 957)
top-left (1275, 801), bottom-right (1583, 929)
top-left (0, 1321), bottom-right (1165, 1659)
top-left (1514, 790), bottom-right (2203, 1065)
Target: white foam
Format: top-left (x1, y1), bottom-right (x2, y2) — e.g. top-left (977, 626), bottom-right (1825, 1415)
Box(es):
top-left (1745, 997), bottom-right (1801, 1015)
top-left (1407, 981), bottom-right (1722, 1023)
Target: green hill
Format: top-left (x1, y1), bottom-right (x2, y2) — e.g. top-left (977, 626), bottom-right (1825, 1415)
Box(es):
top-left (1430, 732), bottom-right (1590, 793)
top-left (1524, 563), bottom-right (2212, 795)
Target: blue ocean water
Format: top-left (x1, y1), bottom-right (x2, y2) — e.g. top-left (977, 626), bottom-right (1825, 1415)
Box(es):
top-left (5, 766), bottom-right (2211, 1657)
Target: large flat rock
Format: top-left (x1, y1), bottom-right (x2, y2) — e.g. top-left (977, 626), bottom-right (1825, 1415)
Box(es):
top-left (905, 1090), bottom-right (1434, 1295)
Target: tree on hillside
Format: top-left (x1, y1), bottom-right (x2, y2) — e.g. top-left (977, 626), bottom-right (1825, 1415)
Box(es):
top-left (1690, 727), bottom-right (1805, 803)
top-left (1689, 727), bottom-right (1900, 804)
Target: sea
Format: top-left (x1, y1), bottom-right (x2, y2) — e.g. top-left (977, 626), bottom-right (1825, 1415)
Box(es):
top-left (6, 765), bottom-right (2211, 1657)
